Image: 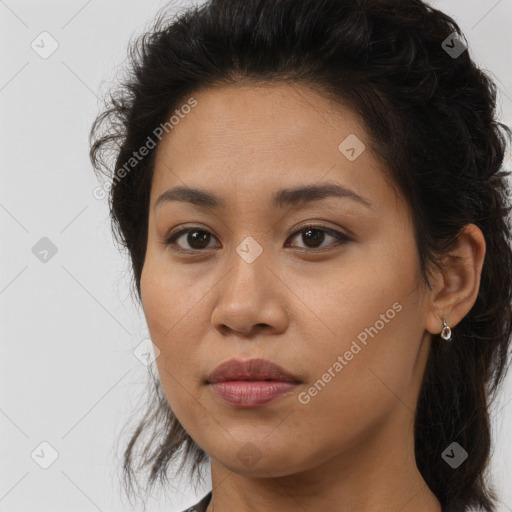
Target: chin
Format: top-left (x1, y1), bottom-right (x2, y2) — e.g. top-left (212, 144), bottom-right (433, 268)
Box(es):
top-left (210, 443), bottom-right (309, 477)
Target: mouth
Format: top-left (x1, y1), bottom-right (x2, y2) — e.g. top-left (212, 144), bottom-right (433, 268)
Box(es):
top-left (205, 358), bottom-right (301, 408)
top-left (207, 380), bottom-right (299, 408)
top-left (206, 357), bottom-right (300, 384)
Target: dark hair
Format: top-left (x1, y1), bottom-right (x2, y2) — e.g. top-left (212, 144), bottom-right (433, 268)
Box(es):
top-left (89, 0), bottom-right (512, 510)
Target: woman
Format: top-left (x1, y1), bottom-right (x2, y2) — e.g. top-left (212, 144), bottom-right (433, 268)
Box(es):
top-left (89, 0), bottom-right (512, 511)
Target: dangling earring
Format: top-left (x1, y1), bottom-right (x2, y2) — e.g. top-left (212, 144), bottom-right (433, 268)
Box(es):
top-left (440, 318), bottom-right (452, 341)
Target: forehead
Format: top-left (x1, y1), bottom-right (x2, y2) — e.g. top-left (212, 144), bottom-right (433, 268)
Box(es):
top-left (156, 82), bottom-right (367, 159)
top-left (150, 83), bottom-right (392, 211)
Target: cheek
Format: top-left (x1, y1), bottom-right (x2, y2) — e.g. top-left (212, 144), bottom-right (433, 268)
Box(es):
top-left (141, 251), bottom-right (206, 338)
top-left (140, 260), bottom-right (209, 426)
top-left (284, 271), bottom-right (423, 456)
top-left (289, 241), bottom-right (424, 395)
top-left (140, 258), bottom-right (195, 370)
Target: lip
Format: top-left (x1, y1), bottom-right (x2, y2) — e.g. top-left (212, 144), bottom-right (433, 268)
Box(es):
top-left (209, 381), bottom-right (298, 407)
top-left (206, 358), bottom-right (301, 408)
top-left (206, 358), bottom-right (300, 384)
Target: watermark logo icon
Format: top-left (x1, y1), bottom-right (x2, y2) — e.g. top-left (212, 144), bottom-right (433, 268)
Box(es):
top-left (237, 442), bottom-right (262, 467)
top-left (31, 31), bottom-right (59, 59)
top-left (236, 236), bottom-right (263, 264)
top-left (338, 134), bottom-right (366, 161)
top-left (31, 441), bottom-right (59, 469)
top-left (442, 32), bottom-right (467, 59)
top-left (133, 338), bottom-right (161, 366)
top-left (32, 237), bottom-right (58, 263)
top-left (441, 442), bottom-right (468, 468)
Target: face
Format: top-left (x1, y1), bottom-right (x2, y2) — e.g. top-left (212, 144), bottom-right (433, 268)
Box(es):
top-left (140, 83), bottom-right (432, 477)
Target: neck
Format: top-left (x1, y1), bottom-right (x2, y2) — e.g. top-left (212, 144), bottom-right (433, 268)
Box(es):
top-left (205, 406), bottom-right (442, 512)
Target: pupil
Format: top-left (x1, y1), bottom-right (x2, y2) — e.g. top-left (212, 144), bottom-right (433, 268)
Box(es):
top-left (303, 228), bottom-right (324, 248)
top-left (189, 230), bottom-right (210, 249)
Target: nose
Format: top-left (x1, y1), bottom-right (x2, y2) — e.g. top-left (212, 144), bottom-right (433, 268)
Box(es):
top-left (210, 244), bottom-right (289, 337)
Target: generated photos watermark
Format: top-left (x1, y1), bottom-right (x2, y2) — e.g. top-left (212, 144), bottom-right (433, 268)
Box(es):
top-left (92, 97), bottom-right (198, 200)
top-left (298, 301), bottom-right (403, 405)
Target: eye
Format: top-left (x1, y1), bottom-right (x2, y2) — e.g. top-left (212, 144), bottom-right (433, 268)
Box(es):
top-left (164, 223), bottom-right (351, 254)
top-left (285, 223), bottom-right (351, 251)
top-left (164, 227), bottom-right (219, 252)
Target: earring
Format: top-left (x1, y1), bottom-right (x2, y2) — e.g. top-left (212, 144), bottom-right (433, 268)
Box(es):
top-left (440, 318), bottom-right (452, 341)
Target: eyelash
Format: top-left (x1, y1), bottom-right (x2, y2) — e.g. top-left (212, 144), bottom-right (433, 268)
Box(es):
top-left (163, 223), bottom-right (352, 254)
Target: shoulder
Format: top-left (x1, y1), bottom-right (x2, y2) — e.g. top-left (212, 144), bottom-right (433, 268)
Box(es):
top-left (179, 491), bottom-right (212, 512)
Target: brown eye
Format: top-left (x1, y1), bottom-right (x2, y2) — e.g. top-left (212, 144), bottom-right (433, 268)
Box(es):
top-left (187, 230), bottom-right (211, 249)
top-left (165, 228), bottom-right (218, 251)
top-left (286, 225), bottom-right (351, 251)
top-left (164, 224), bottom-right (351, 254)
top-left (298, 228), bottom-right (325, 248)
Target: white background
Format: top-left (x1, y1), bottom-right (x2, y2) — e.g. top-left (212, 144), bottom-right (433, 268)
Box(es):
top-left (0, 1), bottom-right (511, 511)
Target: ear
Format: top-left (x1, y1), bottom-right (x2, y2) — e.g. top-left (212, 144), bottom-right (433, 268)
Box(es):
top-left (424, 224), bottom-right (486, 336)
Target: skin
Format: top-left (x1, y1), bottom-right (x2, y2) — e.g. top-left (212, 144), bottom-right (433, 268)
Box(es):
top-left (139, 83), bottom-right (486, 512)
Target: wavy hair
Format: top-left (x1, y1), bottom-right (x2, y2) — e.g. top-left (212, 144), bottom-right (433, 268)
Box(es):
top-left (89, 1), bottom-right (512, 510)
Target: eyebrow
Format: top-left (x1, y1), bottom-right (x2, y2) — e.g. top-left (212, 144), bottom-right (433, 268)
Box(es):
top-left (154, 182), bottom-right (372, 211)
